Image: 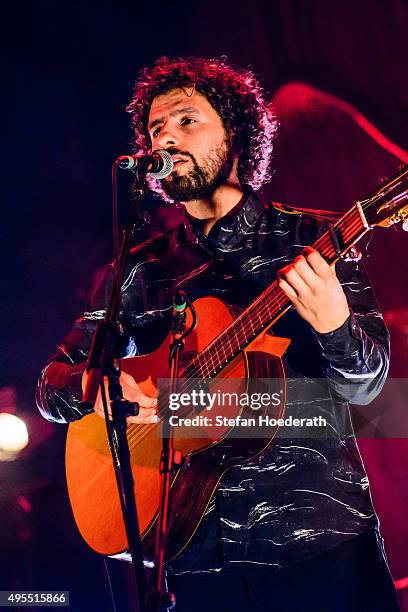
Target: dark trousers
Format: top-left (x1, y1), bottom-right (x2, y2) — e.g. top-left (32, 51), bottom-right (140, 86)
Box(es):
top-left (167, 530), bottom-right (400, 612)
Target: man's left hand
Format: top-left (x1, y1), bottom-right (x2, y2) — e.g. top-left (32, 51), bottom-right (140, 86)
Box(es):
top-left (277, 247), bottom-right (350, 334)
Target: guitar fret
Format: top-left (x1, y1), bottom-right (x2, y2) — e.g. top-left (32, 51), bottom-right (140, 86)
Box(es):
top-left (208, 348), bottom-right (216, 375)
top-left (221, 334), bottom-right (228, 363)
top-left (232, 324), bottom-right (241, 352)
top-left (237, 316), bottom-right (248, 347)
top-left (248, 312), bottom-right (255, 337)
top-left (225, 331), bottom-right (233, 364)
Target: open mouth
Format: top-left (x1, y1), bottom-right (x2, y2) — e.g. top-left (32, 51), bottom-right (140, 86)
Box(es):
top-left (172, 156), bottom-right (189, 168)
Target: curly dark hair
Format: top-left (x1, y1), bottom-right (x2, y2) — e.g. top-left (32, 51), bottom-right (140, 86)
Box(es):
top-left (126, 56), bottom-right (277, 194)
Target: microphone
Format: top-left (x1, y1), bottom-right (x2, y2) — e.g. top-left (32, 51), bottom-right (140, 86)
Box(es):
top-left (116, 149), bottom-right (174, 179)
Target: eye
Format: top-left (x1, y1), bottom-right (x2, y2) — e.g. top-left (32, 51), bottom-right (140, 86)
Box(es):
top-left (181, 117), bottom-right (196, 126)
top-left (152, 126), bottom-right (161, 138)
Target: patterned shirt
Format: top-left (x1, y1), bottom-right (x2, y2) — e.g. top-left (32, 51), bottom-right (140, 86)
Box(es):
top-left (36, 187), bottom-right (389, 573)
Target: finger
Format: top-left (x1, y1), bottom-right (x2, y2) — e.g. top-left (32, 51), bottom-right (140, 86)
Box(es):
top-left (137, 406), bottom-right (157, 418)
top-left (121, 373), bottom-right (157, 408)
top-left (278, 265), bottom-right (309, 296)
top-left (95, 403), bottom-right (157, 423)
top-left (126, 414), bottom-right (159, 425)
top-left (291, 254), bottom-right (318, 286)
top-left (126, 392), bottom-right (157, 409)
top-left (138, 395), bottom-right (158, 408)
top-left (278, 275), bottom-right (298, 301)
top-left (303, 247), bottom-right (332, 277)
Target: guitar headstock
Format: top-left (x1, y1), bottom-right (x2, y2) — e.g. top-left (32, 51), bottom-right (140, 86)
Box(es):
top-left (358, 165), bottom-right (408, 229)
top-left (375, 205), bottom-right (408, 229)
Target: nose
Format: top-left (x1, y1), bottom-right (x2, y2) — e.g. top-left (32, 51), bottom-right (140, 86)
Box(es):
top-left (155, 126), bottom-right (179, 149)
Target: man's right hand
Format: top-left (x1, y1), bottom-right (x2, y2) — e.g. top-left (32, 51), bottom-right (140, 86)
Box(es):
top-left (81, 370), bottom-right (158, 424)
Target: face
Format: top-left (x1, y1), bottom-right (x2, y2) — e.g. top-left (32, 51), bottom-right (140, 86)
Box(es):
top-left (147, 88), bottom-right (235, 201)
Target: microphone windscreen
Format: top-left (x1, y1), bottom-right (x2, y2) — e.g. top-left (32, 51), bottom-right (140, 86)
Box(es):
top-left (151, 149), bottom-right (174, 179)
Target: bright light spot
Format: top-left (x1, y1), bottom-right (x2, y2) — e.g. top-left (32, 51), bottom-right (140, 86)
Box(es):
top-left (0, 413), bottom-right (29, 460)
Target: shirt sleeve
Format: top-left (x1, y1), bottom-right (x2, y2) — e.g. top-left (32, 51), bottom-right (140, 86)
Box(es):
top-left (36, 263), bottom-right (135, 423)
top-left (313, 255), bottom-right (390, 405)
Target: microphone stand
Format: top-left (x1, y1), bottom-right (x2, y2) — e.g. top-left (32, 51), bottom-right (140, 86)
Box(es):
top-left (147, 292), bottom-right (196, 612)
top-left (80, 160), bottom-right (152, 612)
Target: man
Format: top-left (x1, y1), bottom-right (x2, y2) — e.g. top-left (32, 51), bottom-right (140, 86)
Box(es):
top-left (37, 57), bottom-right (399, 611)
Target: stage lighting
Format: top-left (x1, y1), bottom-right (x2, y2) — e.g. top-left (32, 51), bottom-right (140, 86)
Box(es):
top-left (0, 412), bottom-right (29, 461)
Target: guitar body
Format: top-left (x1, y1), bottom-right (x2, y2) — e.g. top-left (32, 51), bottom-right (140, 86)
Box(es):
top-left (66, 296), bottom-right (288, 561)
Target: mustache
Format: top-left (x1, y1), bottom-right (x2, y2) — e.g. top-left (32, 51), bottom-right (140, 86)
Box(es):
top-left (165, 148), bottom-right (195, 164)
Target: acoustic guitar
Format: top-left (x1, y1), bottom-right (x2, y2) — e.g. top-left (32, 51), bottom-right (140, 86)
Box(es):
top-left (66, 166), bottom-right (408, 562)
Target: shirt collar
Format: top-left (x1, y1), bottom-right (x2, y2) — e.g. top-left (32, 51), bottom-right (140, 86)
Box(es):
top-left (184, 186), bottom-right (267, 250)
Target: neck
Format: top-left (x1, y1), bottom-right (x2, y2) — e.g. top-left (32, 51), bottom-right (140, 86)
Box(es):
top-left (184, 178), bottom-right (243, 236)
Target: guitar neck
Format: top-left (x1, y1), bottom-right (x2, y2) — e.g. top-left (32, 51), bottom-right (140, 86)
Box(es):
top-left (187, 203), bottom-right (370, 380)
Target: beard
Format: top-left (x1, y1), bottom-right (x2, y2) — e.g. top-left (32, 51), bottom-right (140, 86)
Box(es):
top-left (161, 139), bottom-right (234, 202)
